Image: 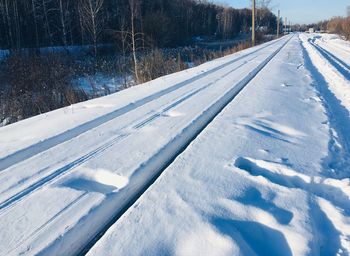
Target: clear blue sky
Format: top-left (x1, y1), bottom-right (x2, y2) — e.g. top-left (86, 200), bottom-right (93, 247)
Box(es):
top-left (213, 0), bottom-right (349, 24)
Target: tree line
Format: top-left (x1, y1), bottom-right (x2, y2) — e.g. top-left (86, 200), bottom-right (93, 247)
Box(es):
top-left (304, 17), bottom-right (350, 40)
top-left (326, 17), bottom-right (350, 40)
top-left (0, 0), bottom-right (278, 52)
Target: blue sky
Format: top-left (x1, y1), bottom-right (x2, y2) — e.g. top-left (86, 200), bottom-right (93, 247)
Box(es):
top-left (213, 0), bottom-right (349, 24)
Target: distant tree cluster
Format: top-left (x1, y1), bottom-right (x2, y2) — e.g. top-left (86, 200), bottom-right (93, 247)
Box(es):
top-left (302, 17), bottom-right (350, 40)
top-left (0, 0), bottom-right (278, 51)
top-left (326, 17), bottom-right (350, 40)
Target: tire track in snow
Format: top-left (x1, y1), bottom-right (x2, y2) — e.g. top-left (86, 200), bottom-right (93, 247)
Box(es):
top-left (309, 39), bottom-right (350, 80)
top-left (301, 35), bottom-right (350, 178)
top-left (299, 35), bottom-right (350, 255)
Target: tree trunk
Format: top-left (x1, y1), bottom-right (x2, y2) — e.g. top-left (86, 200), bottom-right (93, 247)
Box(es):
top-left (59, 0), bottom-right (67, 46)
top-left (42, 0), bottom-right (53, 46)
top-left (31, 0), bottom-right (39, 47)
top-left (130, 0), bottom-right (139, 83)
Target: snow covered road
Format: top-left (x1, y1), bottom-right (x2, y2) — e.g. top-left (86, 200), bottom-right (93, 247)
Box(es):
top-left (1, 33), bottom-right (350, 256)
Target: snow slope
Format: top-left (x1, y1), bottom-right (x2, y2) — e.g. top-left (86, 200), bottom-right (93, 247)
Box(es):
top-left (1, 33), bottom-right (350, 256)
top-left (0, 36), bottom-right (291, 255)
top-left (88, 34), bottom-right (350, 256)
top-left (0, 38), bottom-right (281, 164)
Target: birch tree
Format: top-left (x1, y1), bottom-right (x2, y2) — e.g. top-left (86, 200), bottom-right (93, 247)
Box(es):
top-left (78, 0), bottom-right (104, 57)
top-left (57, 0), bottom-right (71, 47)
top-left (129, 0), bottom-right (141, 83)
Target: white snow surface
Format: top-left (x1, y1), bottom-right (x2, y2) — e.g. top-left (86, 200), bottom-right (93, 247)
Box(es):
top-left (1, 34), bottom-right (350, 256)
top-left (88, 34), bottom-right (350, 255)
top-left (0, 39), bottom-right (281, 160)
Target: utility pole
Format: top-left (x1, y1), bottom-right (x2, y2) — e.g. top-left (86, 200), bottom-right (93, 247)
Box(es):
top-left (289, 21), bottom-right (291, 33)
top-left (277, 10), bottom-right (280, 37)
top-left (252, 0), bottom-right (256, 46)
top-left (284, 17), bottom-right (287, 35)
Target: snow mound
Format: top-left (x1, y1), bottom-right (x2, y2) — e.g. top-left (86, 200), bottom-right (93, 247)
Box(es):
top-left (60, 168), bottom-right (129, 194)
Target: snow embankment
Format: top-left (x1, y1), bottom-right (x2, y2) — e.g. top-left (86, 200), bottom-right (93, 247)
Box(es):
top-left (0, 37), bottom-right (291, 256)
top-left (0, 39), bottom-right (279, 165)
top-left (87, 35), bottom-right (350, 255)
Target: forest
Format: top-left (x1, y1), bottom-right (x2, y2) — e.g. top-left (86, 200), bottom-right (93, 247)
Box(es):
top-left (0, 0), bottom-right (278, 50)
top-left (0, 0), bottom-right (279, 125)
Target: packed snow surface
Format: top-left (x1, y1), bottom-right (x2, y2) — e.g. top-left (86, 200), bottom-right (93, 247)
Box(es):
top-left (1, 33), bottom-right (350, 256)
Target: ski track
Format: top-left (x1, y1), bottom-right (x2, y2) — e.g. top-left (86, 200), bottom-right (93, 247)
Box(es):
top-left (301, 34), bottom-right (350, 255)
top-left (0, 53), bottom-right (261, 214)
top-left (78, 36), bottom-right (292, 255)
top-left (309, 38), bottom-right (350, 80)
top-left (0, 36), bottom-right (292, 255)
top-left (4, 34), bottom-right (350, 256)
top-left (0, 39), bottom-right (281, 213)
top-left (302, 34), bottom-right (350, 179)
top-left (0, 39), bottom-right (280, 172)
top-left (85, 34), bottom-right (350, 256)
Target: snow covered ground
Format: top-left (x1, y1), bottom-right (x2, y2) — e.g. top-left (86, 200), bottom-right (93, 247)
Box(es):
top-left (0, 33), bottom-right (350, 256)
top-left (87, 34), bottom-right (350, 256)
top-left (76, 74), bottom-right (131, 97)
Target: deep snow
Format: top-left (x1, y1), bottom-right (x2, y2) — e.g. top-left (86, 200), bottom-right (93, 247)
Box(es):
top-left (88, 34), bottom-right (350, 256)
top-left (0, 33), bottom-right (349, 256)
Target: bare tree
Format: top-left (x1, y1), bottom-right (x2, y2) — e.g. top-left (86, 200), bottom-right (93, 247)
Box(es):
top-left (2, 0), bottom-right (15, 48)
top-left (13, 0), bottom-right (21, 49)
top-left (78, 0), bottom-right (104, 57)
top-left (111, 0), bottom-right (143, 83)
top-left (256, 0), bottom-right (272, 29)
top-left (57, 0), bottom-right (72, 47)
top-left (342, 17), bottom-right (350, 40)
top-left (220, 8), bottom-right (234, 39)
top-left (42, 0), bottom-right (54, 46)
top-left (78, 4), bottom-right (85, 45)
top-left (0, 0), bottom-right (10, 47)
top-left (116, 15), bottom-right (130, 86)
top-left (31, 0), bottom-right (40, 47)
top-left (129, 0), bottom-right (141, 83)
top-left (257, 0), bottom-right (272, 9)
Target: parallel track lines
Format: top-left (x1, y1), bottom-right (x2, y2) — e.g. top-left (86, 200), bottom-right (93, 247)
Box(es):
top-left (0, 39), bottom-right (282, 172)
top-left (0, 52), bottom-right (262, 214)
top-left (78, 35), bottom-right (293, 256)
top-left (1, 36), bottom-right (292, 256)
